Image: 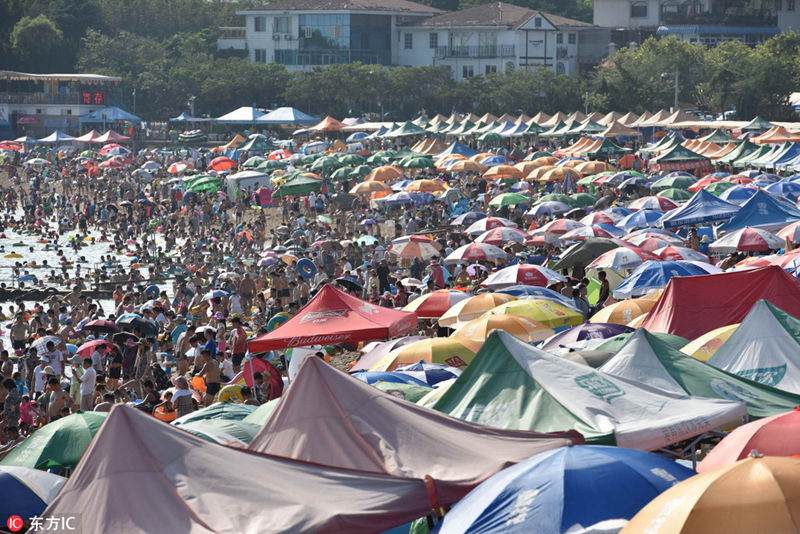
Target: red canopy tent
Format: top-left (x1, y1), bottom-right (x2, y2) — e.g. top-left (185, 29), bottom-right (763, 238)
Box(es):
top-left (248, 284), bottom-right (418, 351)
top-left (641, 266), bottom-right (800, 339)
top-left (93, 130), bottom-right (131, 143)
top-left (73, 129), bottom-right (102, 143)
top-left (248, 357), bottom-right (582, 504)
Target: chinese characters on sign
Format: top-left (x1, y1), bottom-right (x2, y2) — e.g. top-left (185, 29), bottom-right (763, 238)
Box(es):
top-left (81, 92), bottom-right (105, 105)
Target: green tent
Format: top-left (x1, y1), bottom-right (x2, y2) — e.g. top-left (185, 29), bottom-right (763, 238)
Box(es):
top-left (581, 138), bottom-right (631, 156)
top-left (384, 121), bottom-right (426, 138)
top-left (462, 121), bottom-right (488, 136)
top-left (371, 380), bottom-right (433, 403)
top-left (741, 116), bottom-right (774, 131)
top-left (540, 121), bottom-right (566, 138)
top-left (433, 331), bottom-right (747, 450)
top-left (732, 143), bottom-right (772, 168)
top-left (448, 121), bottom-right (476, 136)
top-left (188, 176), bottom-right (223, 193)
top-left (600, 328), bottom-right (800, 419)
top-left (239, 137), bottom-right (277, 152)
top-left (650, 144), bottom-right (708, 164)
top-left (698, 129), bottom-right (737, 144)
top-left (595, 331), bottom-right (689, 353)
top-left (568, 119), bottom-right (606, 135)
top-left (477, 132), bottom-right (504, 142)
top-left (750, 141), bottom-right (792, 168)
top-left (273, 174), bottom-right (323, 197)
top-left (714, 140), bottom-right (758, 165)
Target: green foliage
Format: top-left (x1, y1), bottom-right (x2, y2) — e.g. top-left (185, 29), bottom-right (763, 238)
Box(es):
top-left (10, 15), bottom-right (66, 72)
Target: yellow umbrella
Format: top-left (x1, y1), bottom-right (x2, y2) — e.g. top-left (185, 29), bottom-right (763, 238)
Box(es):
top-left (484, 299), bottom-right (584, 330)
top-left (622, 455), bottom-right (800, 534)
top-left (448, 159), bottom-right (487, 173)
top-left (483, 165), bottom-right (523, 180)
top-left (627, 312), bottom-right (648, 328)
top-left (559, 159), bottom-right (585, 169)
top-left (451, 314), bottom-right (554, 342)
top-left (365, 165), bottom-right (403, 182)
top-left (369, 338), bottom-right (483, 371)
top-left (513, 161), bottom-right (541, 175)
top-left (590, 298), bottom-right (655, 325)
top-left (280, 253), bottom-right (298, 265)
top-left (574, 160), bottom-right (614, 175)
top-left (526, 165), bottom-right (558, 181)
top-left (405, 179), bottom-right (446, 193)
top-left (538, 167), bottom-right (579, 183)
top-left (349, 181), bottom-right (391, 195)
top-left (680, 324), bottom-right (739, 362)
top-left (438, 292), bottom-right (517, 327)
top-left (532, 156), bottom-right (559, 167)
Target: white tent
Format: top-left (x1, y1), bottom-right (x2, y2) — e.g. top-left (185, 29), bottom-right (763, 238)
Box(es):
top-left (215, 106), bottom-right (266, 124)
top-left (226, 170), bottom-right (271, 197)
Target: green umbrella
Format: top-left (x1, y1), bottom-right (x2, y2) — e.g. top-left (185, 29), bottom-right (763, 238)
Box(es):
top-left (310, 156), bottom-right (342, 171)
top-left (477, 132), bottom-right (504, 142)
top-left (79, 150), bottom-right (94, 158)
top-left (300, 153), bottom-right (323, 165)
top-left (656, 187), bottom-right (693, 201)
top-left (189, 176), bottom-right (222, 193)
top-left (398, 155), bottom-right (433, 169)
top-left (330, 167), bottom-right (355, 180)
top-left (523, 150), bottom-right (553, 161)
top-left (366, 154), bottom-right (389, 164)
top-left (352, 164), bottom-right (372, 176)
top-left (339, 153), bottom-right (366, 165)
top-left (650, 175), bottom-right (696, 191)
top-left (257, 159), bottom-right (288, 170)
top-left (173, 401), bottom-right (257, 425)
top-left (179, 419), bottom-right (261, 444)
top-left (536, 193), bottom-right (578, 207)
top-left (242, 399), bottom-right (280, 426)
top-left (242, 156), bottom-right (266, 168)
top-left (577, 171), bottom-right (613, 186)
top-left (570, 193), bottom-right (598, 207)
top-left (705, 181), bottom-right (735, 196)
top-left (488, 192), bottom-right (531, 207)
top-left (1, 412), bottom-right (107, 469)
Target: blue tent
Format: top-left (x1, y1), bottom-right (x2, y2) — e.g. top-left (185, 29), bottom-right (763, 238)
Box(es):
top-left (613, 260), bottom-right (713, 298)
top-left (169, 112), bottom-right (209, 122)
top-left (435, 141), bottom-right (479, 159)
top-left (79, 106), bottom-right (141, 124)
top-left (660, 189), bottom-right (740, 228)
top-left (718, 189), bottom-right (800, 233)
top-left (719, 185), bottom-right (759, 205)
top-left (770, 142), bottom-right (800, 170)
top-left (37, 130), bottom-right (75, 143)
top-left (257, 107), bottom-right (317, 125)
top-left (436, 445), bottom-right (694, 534)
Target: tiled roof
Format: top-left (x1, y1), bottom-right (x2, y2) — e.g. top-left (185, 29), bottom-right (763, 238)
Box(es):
top-left (417, 2), bottom-right (593, 29)
top-left (244, 0), bottom-right (442, 14)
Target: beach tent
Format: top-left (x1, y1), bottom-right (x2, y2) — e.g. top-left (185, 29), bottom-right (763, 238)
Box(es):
top-left (78, 106), bottom-right (141, 125)
top-left (226, 170), bottom-right (271, 197)
top-left (433, 331), bottom-right (746, 450)
top-left (600, 328), bottom-right (800, 418)
top-left (568, 119), bottom-right (605, 135)
top-left (435, 141), bottom-right (479, 159)
top-left (237, 136), bottom-right (277, 153)
top-left (617, 112), bottom-right (640, 126)
top-left (717, 190), bottom-right (800, 234)
top-left (699, 129), bottom-right (737, 144)
top-left (248, 357), bottom-right (580, 504)
top-left (648, 144), bottom-right (709, 172)
top-left (309, 116), bottom-right (345, 132)
top-left (249, 285), bottom-right (417, 351)
top-left (659, 189), bottom-right (739, 228)
top-left (37, 130), bottom-right (75, 143)
top-left (256, 107), bottom-right (317, 125)
top-left (581, 138), bottom-right (631, 156)
top-left (216, 106), bottom-right (265, 123)
top-left (42, 405), bottom-right (438, 534)
top-left (715, 139), bottom-right (757, 164)
top-left (732, 143), bottom-right (772, 167)
top-left (751, 141), bottom-right (794, 167)
top-left (540, 112), bottom-right (566, 127)
top-left (271, 173), bottom-right (322, 198)
top-left (641, 266), bottom-right (800, 339)
top-left (384, 121), bottom-right (426, 138)
top-left (598, 111), bottom-right (623, 125)
top-left (708, 300), bottom-right (800, 395)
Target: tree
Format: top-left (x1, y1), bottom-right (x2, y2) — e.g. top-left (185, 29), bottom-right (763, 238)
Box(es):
top-left (10, 14), bottom-right (66, 72)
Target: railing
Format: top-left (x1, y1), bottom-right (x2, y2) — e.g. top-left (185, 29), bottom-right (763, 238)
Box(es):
top-left (660, 12), bottom-right (777, 26)
top-left (434, 44), bottom-right (516, 59)
top-left (274, 48), bottom-right (390, 66)
top-left (219, 26), bottom-right (246, 39)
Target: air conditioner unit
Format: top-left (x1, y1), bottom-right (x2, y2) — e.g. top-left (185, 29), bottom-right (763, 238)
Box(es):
top-left (272, 34), bottom-right (280, 41)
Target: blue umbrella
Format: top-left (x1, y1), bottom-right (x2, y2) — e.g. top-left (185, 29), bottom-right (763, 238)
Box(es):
top-left (618, 176), bottom-right (651, 190)
top-left (394, 362), bottom-right (461, 386)
top-left (765, 181), bottom-right (800, 201)
top-left (601, 206), bottom-right (634, 220)
top-left (594, 223), bottom-right (625, 238)
top-left (755, 172), bottom-right (781, 182)
top-left (480, 155), bottom-right (507, 166)
top-left (719, 185), bottom-right (759, 205)
top-left (115, 313), bottom-right (142, 324)
top-left (499, 286), bottom-right (574, 307)
top-left (436, 445), bottom-right (694, 534)
top-left (0, 466), bottom-right (67, 521)
top-left (526, 201), bottom-right (571, 216)
top-left (617, 209), bottom-right (663, 230)
top-left (351, 371), bottom-right (430, 386)
top-left (613, 260), bottom-right (712, 299)
top-left (201, 289), bottom-right (230, 302)
top-left (451, 211), bottom-right (488, 226)
top-left (603, 172), bottom-right (639, 186)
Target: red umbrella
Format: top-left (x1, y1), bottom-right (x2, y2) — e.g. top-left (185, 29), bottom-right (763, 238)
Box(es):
top-left (0, 141), bottom-right (23, 151)
top-left (444, 242), bottom-right (508, 263)
top-left (208, 156), bottom-right (236, 172)
top-left (579, 212), bottom-right (615, 225)
top-left (628, 196), bottom-right (678, 211)
top-left (402, 289), bottom-right (470, 318)
top-left (698, 408), bottom-right (800, 473)
top-left (248, 285), bottom-right (418, 351)
top-left (538, 219), bottom-right (585, 236)
top-left (654, 245), bottom-right (710, 262)
top-left (560, 225), bottom-right (612, 241)
top-left (464, 217), bottom-right (517, 235)
top-left (688, 176), bottom-right (720, 191)
top-left (83, 319), bottom-right (119, 333)
top-left (268, 149), bottom-right (292, 160)
top-left (76, 339), bottom-right (115, 358)
top-left (474, 227), bottom-right (529, 246)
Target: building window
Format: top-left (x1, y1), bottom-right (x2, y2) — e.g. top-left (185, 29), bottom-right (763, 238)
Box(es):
top-left (462, 65), bottom-right (474, 78)
top-left (568, 33), bottom-right (576, 45)
top-left (429, 32), bottom-right (438, 49)
top-left (790, 0), bottom-right (796, 10)
top-left (776, 0), bottom-right (783, 10)
top-left (485, 64), bottom-right (497, 75)
top-left (404, 33), bottom-right (413, 49)
top-left (534, 17), bottom-right (542, 28)
top-left (556, 62), bottom-right (565, 74)
top-left (305, 26), bottom-right (312, 38)
top-left (254, 49), bottom-right (267, 63)
top-left (556, 33), bottom-right (563, 44)
top-left (630, 1), bottom-right (648, 17)
top-left (254, 16), bottom-right (266, 32)
top-left (273, 16), bottom-right (290, 33)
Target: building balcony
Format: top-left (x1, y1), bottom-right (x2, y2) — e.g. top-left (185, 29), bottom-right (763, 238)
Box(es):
top-left (274, 48), bottom-right (390, 66)
top-left (434, 45), bottom-right (516, 59)
top-left (218, 26), bottom-right (247, 50)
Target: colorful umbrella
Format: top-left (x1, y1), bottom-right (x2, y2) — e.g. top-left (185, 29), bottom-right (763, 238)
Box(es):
top-left (474, 227), bottom-right (529, 246)
top-left (613, 260), bottom-right (716, 299)
top-left (580, 212), bottom-right (616, 225)
top-left (538, 218), bottom-right (585, 236)
top-left (485, 299), bottom-right (584, 330)
top-left (464, 216), bottom-right (517, 236)
top-left (0, 466), bottom-right (66, 522)
top-left (488, 192), bottom-right (530, 207)
top-left (617, 209), bottom-right (664, 230)
top-left (628, 195), bottom-right (679, 211)
top-left (369, 338), bottom-right (483, 371)
top-left (482, 264), bottom-right (566, 289)
top-left (404, 179), bottom-right (445, 192)
top-left (587, 246), bottom-right (662, 270)
top-left (208, 156), bottom-right (236, 172)
top-left (349, 181), bottom-right (392, 195)
top-left (540, 322), bottom-right (633, 352)
top-left (657, 187), bottom-right (693, 201)
top-left (654, 245), bottom-right (710, 262)
top-left (623, 456), bottom-right (800, 534)
top-left (438, 293), bottom-right (517, 327)
top-left (451, 314), bottom-right (554, 342)
top-left (75, 339), bottom-right (115, 358)
top-left (403, 289), bottom-right (471, 318)
top-left (438, 446), bottom-right (693, 534)
top-left (560, 225), bottom-right (614, 240)
top-left (444, 242), bottom-right (508, 264)
top-left (777, 220), bottom-right (800, 244)
top-left (709, 226), bottom-right (784, 253)
top-left (589, 297), bottom-right (656, 325)
top-left (679, 324), bottom-right (739, 362)
top-left (387, 235), bottom-right (441, 259)
top-left (526, 201), bottom-right (572, 216)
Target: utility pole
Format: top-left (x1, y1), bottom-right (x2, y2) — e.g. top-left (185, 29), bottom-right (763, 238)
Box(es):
top-left (673, 70), bottom-right (679, 112)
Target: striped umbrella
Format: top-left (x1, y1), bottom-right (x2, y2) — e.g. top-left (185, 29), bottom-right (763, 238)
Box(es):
top-left (438, 293), bottom-right (517, 327)
top-left (560, 225), bottom-right (614, 241)
top-left (538, 218), bottom-right (585, 235)
top-left (709, 226), bottom-right (784, 253)
top-left (628, 195), bottom-right (679, 211)
top-left (474, 227), bottom-right (529, 246)
top-left (587, 246), bottom-right (662, 270)
top-left (464, 216), bottom-right (518, 236)
top-left (450, 314), bottom-right (555, 342)
top-left (387, 235), bottom-right (441, 259)
top-left (654, 245), bottom-right (710, 262)
top-left (403, 289), bottom-right (471, 318)
top-left (579, 212), bottom-right (616, 225)
top-left (369, 338), bottom-right (483, 371)
top-left (444, 242), bottom-right (508, 264)
top-left (777, 220), bottom-right (800, 244)
top-left (482, 264), bottom-right (566, 289)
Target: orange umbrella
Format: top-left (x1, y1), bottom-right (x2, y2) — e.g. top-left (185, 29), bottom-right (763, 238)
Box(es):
top-left (405, 179), bottom-right (446, 193)
top-left (435, 154), bottom-right (466, 169)
top-left (538, 167), bottom-right (579, 183)
top-left (470, 152), bottom-right (495, 162)
top-left (558, 159), bottom-right (586, 169)
top-left (532, 156), bottom-right (559, 167)
top-left (438, 293), bottom-right (517, 327)
top-left (526, 165), bottom-right (558, 180)
top-left (483, 165), bottom-right (523, 180)
top-left (590, 297), bottom-right (656, 325)
top-left (349, 181), bottom-right (391, 195)
top-left (573, 160), bottom-right (613, 175)
top-left (450, 314), bottom-right (554, 342)
top-left (366, 165), bottom-right (403, 182)
top-left (513, 161), bottom-right (541, 175)
top-left (448, 159), bottom-right (487, 173)
top-left (208, 156), bottom-right (236, 172)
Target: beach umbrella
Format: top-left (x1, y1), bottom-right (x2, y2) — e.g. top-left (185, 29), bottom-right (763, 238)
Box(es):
top-left (167, 162), bottom-right (189, 174)
top-left (600, 206), bottom-right (634, 222)
top-left (496, 285), bottom-right (575, 306)
top-left (438, 445), bottom-right (693, 534)
top-left (483, 165), bottom-right (523, 180)
top-left (116, 316), bottom-right (158, 337)
top-left (451, 314), bottom-right (554, 342)
top-left (625, 231), bottom-right (684, 247)
top-left (450, 211), bottom-right (488, 226)
top-left (339, 153), bottom-right (365, 165)
top-left (329, 167), bottom-right (354, 180)
top-left (1, 413), bottom-right (107, 470)
top-left (579, 212), bottom-right (616, 225)
top-left (590, 297), bottom-right (656, 325)
top-left (551, 238), bottom-right (624, 270)
top-left (83, 319), bottom-right (120, 334)
top-left (688, 176), bottom-right (721, 191)
top-left (24, 158), bottom-right (50, 166)
top-left (617, 209), bottom-right (663, 230)
top-left (369, 338), bottom-right (483, 371)
top-left (0, 466), bottom-right (67, 521)
top-left (680, 324), bottom-right (739, 362)
top-left (351, 371), bottom-right (430, 387)
top-left (776, 220), bottom-right (800, 243)
top-left (350, 180), bottom-right (391, 195)
top-left (173, 402), bottom-right (257, 426)
top-left (698, 409), bottom-right (800, 473)
top-left (75, 339), bottom-right (115, 358)
top-left (365, 165), bottom-right (403, 182)
top-left (405, 179), bottom-right (445, 193)
top-left (394, 362), bottom-right (461, 387)
top-left (310, 156), bottom-right (341, 171)
top-left (178, 419), bottom-right (260, 446)
top-left (464, 216), bottom-right (517, 235)
top-left (387, 235), bottom-right (441, 259)
top-left (536, 193), bottom-right (578, 207)
top-left (560, 225), bottom-right (614, 241)
top-left (538, 218), bottom-right (585, 236)
top-left (709, 226), bottom-right (784, 253)
top-left (351, 336), bottom-right (429, 372)
top-left (398, 155), bottom-right (434, 169)
top-left (540, 322), bottom-right (633, 352)
top-left (403, 289), bottom-right (470, 318)
top-left (570, 192), bottom-right (598, 207)
top-left (242, 156), bottom-right (266, 168)
top-left (613, 260), bottom-right (715, 299)
top-left (654, 245), bottom-right (710, 262)
top-left (438, 293), bottom-right (517, 327)
top-left (526, 201), bottom-right (572, 216)
top-left (650, 174), bottom-right (696, 191)
top-left (705, 181), bottom-right (735, 196)
top-left (444, 243), bottom-right (508, 264)
top-left (482, 264), bottom-right (566, 289)
top-left (201, 289), bottom-right (229, 302)
top-left (718, 185), bottom-right (758, 205)
top-left (449, 159), bottom-right (487, 173)
top-left (474, 227), bottom-right (529, 246)
top-left (629, 196), bottom-right (678, 211)
top-left (30, 335), bottom-right (62, 354)
top-left (488, 192), bottom-right (530, 207)
top-left (623, 456), bottom-right (800, 534)
top-left (625, 236), bottom-right (676, 251)
top-left (485, 299), bottom-right (584, 329)
top-left (356, 235), bottom-right (378, 246)
top-left (208, 156), bottom-right (236, 172)
top-left (587, 246), bottom-right (661, 270)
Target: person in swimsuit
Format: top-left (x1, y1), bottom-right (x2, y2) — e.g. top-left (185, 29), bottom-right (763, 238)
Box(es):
top-left (195, 349), bottom-right (220, 407)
